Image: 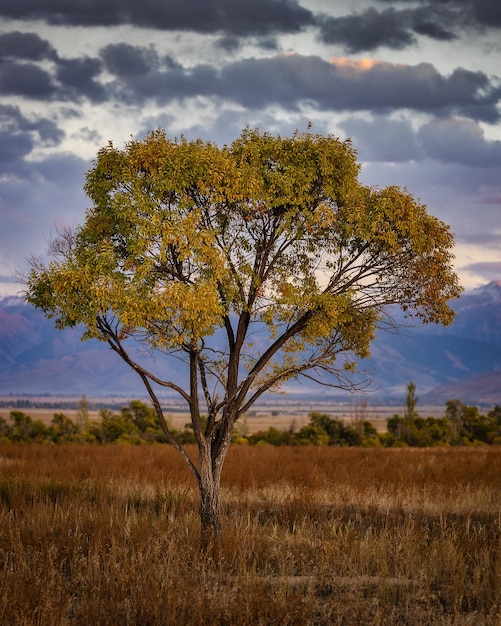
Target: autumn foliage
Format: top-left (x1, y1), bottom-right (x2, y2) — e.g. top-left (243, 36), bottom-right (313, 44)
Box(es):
top-left (25, 128), bottom-right (462, 541)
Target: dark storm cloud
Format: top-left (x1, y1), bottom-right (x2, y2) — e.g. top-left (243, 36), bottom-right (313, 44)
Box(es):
top-left (0, 0), bottom-right (314, 36)
top-left (318, 1), bottom-right (501, 54)
top-left (0, 52), bottom-right (106, 104)
top-left (0, 103), bottom-right (30, 129)
top-left (5, 31), bottom-right (497, 120)
top-left (317, 6), bottom-right (458, 53)
top-left (102, 50), bottom-right (217, 105)
top-left (318, 8), bottom-right (417, 53)
top-left (410, 10), bottom-right (457, 41)
top-left (109, 53), bottom-right (500, 122)
top-left (0, 61), bottom-right (56, 98)
top-left (0, 53), bottom-right (106, 103)
top-left (0, 31), bottom-right (58, 60)
top-left (100, 44), bottom-right (161, 77)
top-left (377, 0), bottom-right (501, 30)
top-left (55, 57), bottom-right (106, 103)
top-left (115, 53), bottom-right (501, 121)
top-left (473, 0), bottom-right (501, 27)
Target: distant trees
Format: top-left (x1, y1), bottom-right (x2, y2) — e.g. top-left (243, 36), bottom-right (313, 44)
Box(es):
top-left (2, 411), bottom-right (49, 442)
top-left (1, 397), bottom-right (499, 447)
top-left (248, 411), bottom-right (379, 446)
top-left (446, 400), bottom-right (501, 445)
top-left (0, 401), bottom-right (173, 444)
top-left (383, 394), bottom-right (501, 447)
top-left (385, 414), bottom-right (453, 447)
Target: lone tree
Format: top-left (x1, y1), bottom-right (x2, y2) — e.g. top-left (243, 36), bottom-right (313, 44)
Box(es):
top-left (404, 381), bottom-right (419, 419)
top-left (25, 128), bottom-right (462, 547)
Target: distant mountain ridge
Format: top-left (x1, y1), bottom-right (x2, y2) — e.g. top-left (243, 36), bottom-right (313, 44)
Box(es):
top-left (0, 281), bottom-right (500, 404)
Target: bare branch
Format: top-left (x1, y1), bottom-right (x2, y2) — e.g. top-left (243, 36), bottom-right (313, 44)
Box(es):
top-left (96, 316), bottom-right (192, 405)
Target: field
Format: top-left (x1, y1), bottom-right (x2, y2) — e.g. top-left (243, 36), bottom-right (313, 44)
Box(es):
top-left (0, 396), bottom-right (448, 434)
top-left (0, 444), bottom-right (499, 625)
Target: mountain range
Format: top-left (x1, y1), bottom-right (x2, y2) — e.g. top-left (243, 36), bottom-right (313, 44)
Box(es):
top-left (0, 281), bottom-right (500, 406)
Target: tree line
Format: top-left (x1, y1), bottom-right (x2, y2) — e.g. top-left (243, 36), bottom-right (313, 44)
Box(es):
top-left (1, 397), bottom-right (500, 447)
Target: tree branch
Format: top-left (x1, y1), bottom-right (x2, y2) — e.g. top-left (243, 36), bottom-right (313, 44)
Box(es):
top-left (96, 316), bottom-right (191, 404)
top-left (95, 316), bottom-right (200, 481)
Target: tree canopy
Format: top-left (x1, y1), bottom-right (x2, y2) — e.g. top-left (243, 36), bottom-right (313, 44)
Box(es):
top-left (25, 128), bottom-right (462, 544)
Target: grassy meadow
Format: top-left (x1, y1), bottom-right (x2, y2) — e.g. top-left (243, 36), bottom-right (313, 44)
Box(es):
top-left (0, 444), bottom-right (499, 625)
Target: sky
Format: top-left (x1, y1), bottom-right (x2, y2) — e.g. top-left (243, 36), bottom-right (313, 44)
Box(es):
top-left (0, 0), bottom-right (500, 298)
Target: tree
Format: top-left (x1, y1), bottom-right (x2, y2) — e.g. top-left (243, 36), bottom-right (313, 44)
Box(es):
top-left (25, 128), bottom-right (462, 548)
top-left (75, 394), bottom-right (90, 432)
top-left (404, 381), bottom-right (418, 419)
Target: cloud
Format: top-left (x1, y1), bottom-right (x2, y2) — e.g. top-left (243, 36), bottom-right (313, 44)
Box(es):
top-left (0, 153), bottom-right (90, 290)
top-left (377, 0), bottom-right (501, 31)
top-left (215, 35), bottom-right (243, 53)
top-left (97, 52), bottom-right (500, 122)
top-left (0, 274), bottom-right (17, 284)
top-left (343, 114), bottom-right (501, 168)
top-left (417, 117), bottom-right (501, 167)
top-left (4, 1), bottom-right (496, 57)
top-left (0, 31), bottom-right (58, 60)
top-left (29, 118), bottom-right (65, 146)
top-left (219, 56), bottom-right (500, 122)
top-left (0, 105), bottom-right (65, 173)
top-left (100, 43), bottom-right (161, 77)
top-left (0, 130), bottom-right (33, 164)
top-left (1, 34), bottom-right (498, 122)
top-left (104, 60), bottom-right (218, 106)
top-left (5, 105), bottom-right (63, 143)
top-left (55, 57), bottom-right (106, 103)
top-left (317, 5), bottom-right (459, 53)
top-left (0, 61), bottom-right (56, 98)
top-left (0, 0), bottom-right (314, 36)
top-left (340, 116), bottom-right (422, 162)
top-left (458, 233), bottom-right (501, 246)
top-left (474, 0), bottom-right (501, 27)
top-left (356, 158), bottom-right (500, 232)
top-left (409, 8), bottom-right (457, 41)
top-left (318, 8), bottom-right (417, 53)
top-left (460, 261), bottom-right (501, 283)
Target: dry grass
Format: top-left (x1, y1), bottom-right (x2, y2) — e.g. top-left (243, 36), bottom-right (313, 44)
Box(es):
top-left (0, 444), bottom-right (500, 625)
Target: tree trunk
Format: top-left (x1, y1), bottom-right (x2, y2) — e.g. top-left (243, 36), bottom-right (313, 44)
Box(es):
top-left (199, 478), bottom-right (223, 553)
top-left (198, 443), bottom-right (224, 554)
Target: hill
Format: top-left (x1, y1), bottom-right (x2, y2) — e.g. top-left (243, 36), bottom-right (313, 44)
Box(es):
top-left (0, 282), bottom-right (500, 403)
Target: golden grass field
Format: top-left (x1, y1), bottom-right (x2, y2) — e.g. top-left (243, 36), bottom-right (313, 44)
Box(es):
top-left (0, 444), bottom-right (499, 625)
